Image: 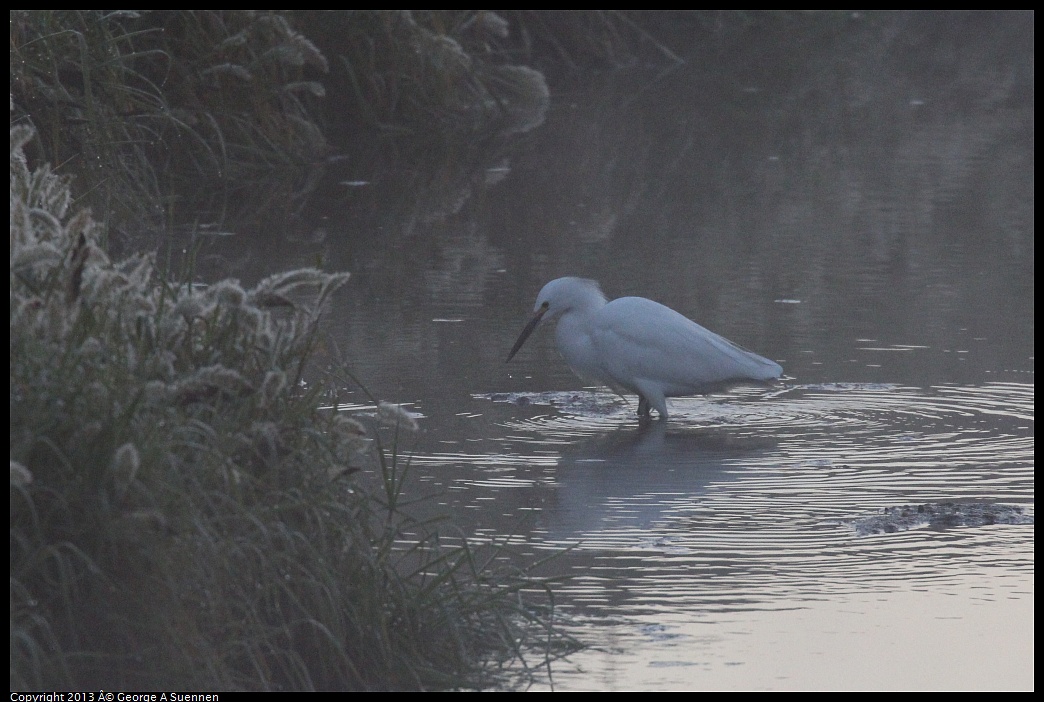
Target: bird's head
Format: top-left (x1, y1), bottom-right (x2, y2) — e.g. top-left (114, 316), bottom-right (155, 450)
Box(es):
top-left (506, 277), bottom-right (607, 362)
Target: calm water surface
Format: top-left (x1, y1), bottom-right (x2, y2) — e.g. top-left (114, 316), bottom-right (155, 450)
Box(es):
top-left (199, 13), bottom-right (1033, 690)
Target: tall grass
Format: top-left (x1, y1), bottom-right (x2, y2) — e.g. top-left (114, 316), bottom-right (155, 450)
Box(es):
top-left (10, 122), bottom-right (574, 690)
top-left (10, 10), bottom-right (556, 242)
top-left (10, 10), bottom-right (331, 242)
top-left (299, 11), bottom-right (549, 142)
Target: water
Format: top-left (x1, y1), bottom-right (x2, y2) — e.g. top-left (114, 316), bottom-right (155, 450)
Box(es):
top-left (194, 12), bottom-right (1033, 690)
top-left (412, 384), bottom-right (1032, 690)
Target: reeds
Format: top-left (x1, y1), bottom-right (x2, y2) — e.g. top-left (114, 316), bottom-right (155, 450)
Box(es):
top-left (10, 122), bottom-right (574, 690)
top-left (10, 11), bottom-right (556, 240)
top-left (10, 11), bottom-right (331, 240)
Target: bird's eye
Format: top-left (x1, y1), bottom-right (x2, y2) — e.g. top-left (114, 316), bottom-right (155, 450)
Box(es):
top-left (540, 301), bottom-right (549, 309)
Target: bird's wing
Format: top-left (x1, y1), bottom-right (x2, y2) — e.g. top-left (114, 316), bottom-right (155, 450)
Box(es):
top-left (591, 297), bottom-right (781, 395)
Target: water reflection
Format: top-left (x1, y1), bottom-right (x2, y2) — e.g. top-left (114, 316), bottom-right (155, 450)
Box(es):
top-left (405, 379), bottom-right (1033, 689)
top-left (408, 381), bottom-right (1034, 561)
top-left (544, 420), bottom-right (776, 544)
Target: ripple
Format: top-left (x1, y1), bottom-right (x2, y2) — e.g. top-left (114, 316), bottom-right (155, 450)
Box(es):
top-left (441, 382), bottom-right (1033, 607)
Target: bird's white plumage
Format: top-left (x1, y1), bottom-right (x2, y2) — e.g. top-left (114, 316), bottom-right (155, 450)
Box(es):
top-left (507, 277), bottom-right (782, 418)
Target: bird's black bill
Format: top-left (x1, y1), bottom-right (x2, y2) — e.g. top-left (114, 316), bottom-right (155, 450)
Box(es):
top-left (506, 308), bottom-right (546, 362)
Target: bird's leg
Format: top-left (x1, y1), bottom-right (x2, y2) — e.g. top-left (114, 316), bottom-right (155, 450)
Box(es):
top-left (637, 396), bottom-right (651, 418)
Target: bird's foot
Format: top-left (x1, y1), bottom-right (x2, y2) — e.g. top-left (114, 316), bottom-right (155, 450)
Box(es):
top-left (637, 396), bottom-right (651, 418)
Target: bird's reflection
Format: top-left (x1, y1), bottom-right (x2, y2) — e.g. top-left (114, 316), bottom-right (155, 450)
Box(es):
top-left (539, 420), bottom-right (778, 543)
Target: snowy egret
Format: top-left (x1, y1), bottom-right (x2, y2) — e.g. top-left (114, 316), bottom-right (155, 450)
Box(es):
top-left (506, 277), bottom-right (782, 419)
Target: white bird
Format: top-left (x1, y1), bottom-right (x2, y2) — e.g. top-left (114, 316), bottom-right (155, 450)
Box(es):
top-left (506, 277), bottom-right (783, 419)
